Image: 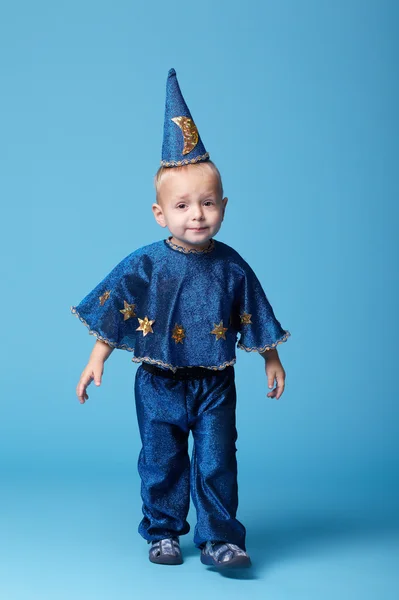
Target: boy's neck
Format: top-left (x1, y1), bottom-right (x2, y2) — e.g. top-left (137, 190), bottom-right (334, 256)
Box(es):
top-left (169, 236), bottom-right (212, 252)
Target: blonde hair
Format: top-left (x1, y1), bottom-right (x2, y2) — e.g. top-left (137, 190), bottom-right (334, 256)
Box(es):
top-left (154, 160), bottom-right (224, 204)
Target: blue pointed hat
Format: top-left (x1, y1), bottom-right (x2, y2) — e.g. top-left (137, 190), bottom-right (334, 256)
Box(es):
top-left (161, 68), bottom-right (210, 167)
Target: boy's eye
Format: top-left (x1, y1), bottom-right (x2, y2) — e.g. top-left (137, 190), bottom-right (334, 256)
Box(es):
top-left (176, 201), bottom-right (214, 209)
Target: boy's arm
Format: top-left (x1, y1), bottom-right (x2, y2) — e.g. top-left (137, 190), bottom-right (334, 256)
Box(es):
top-left (260, 348), bottom-right (286, 400)
top-left (71, 249), bottom-right (140, 352)
top-left (89, 339), bottom-right (114, 363)
top-left (260, 348), bottom-right (280, 362)
top-left (233, 260), bottom-right (290, 400)
top-left (235, 261), bottom-right (290, 355)
top-left (76, 340), bottom-right (114, 404)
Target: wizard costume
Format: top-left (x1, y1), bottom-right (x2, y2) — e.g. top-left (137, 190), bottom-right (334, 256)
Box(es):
top-left (70, 68), bottom-right (291, 550)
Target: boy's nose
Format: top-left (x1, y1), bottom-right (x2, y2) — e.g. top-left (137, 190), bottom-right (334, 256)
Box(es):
top-left (192, 206), bottom-right (204, 220)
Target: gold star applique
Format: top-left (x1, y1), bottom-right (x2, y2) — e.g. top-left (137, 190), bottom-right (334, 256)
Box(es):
top-left (99, 290), bottom-right (111, 306)
top-left (136, 316), bottom-right (155, 337)
top-left (119, 301), bottom-right (136, 321)
top-left (240, 312), bottom-right (252, 325)
top-left (210, 320), bottom-right (228, 341)
top-left (171, 323), bottom-right (185, 344)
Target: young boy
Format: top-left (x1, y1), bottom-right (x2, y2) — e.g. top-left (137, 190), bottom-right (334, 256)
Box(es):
top-left (71, 68), bottom-right (290, 569)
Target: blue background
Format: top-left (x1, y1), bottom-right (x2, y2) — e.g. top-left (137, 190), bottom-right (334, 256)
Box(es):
top-left (1, 0), bottom-right (398, 598)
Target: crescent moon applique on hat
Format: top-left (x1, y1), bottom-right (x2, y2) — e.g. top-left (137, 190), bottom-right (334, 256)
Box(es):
top-left (161, 68), bottom-right (210, 167)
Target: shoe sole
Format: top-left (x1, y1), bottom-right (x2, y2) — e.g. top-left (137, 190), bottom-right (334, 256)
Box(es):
top-left (200, 553), bottom-right (251, 568)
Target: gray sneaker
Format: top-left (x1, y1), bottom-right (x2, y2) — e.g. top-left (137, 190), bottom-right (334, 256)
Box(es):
top-left (149, 537), bottom-right (183, 565)
top-left (200, 541), bottom-right (251, 568)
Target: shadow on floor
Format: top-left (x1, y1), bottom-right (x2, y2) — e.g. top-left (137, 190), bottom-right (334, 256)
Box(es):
top-left (181, 506), bottom-right (399, 580)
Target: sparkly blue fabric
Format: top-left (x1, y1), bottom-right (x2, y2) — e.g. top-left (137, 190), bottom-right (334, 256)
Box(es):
top-left (135, 363), bottom-right (246, 549)
top-left (161, 68), bottom-right (209, 166)
top-left (70, 238), bottom-right (291, 372)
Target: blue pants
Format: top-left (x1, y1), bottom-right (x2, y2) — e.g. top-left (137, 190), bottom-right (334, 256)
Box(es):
top-left (134, 363), bottom-right (246, 550)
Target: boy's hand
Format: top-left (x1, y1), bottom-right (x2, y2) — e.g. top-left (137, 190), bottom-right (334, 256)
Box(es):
top-left (264, 351), bottom-right (286, 400)
top-left (76, 360), bottom-right (104, 404)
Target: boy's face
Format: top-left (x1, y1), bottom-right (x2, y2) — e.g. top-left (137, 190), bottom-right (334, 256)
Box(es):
top-left (152, 164), bottom-right (228, 251)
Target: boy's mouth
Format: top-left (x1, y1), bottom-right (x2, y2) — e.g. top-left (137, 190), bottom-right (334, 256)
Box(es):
top-left (188, 226), bottom-right (208, 232)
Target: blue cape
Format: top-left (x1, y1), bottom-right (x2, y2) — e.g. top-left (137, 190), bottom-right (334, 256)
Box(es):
top-left (71, 237), bottom-right (290, 372)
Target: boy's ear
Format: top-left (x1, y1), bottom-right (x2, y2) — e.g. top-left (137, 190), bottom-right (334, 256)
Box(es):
top-left (152, 203), bottom-right (167, 228)
top-left (222, 196), bottom-right (228, 218)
